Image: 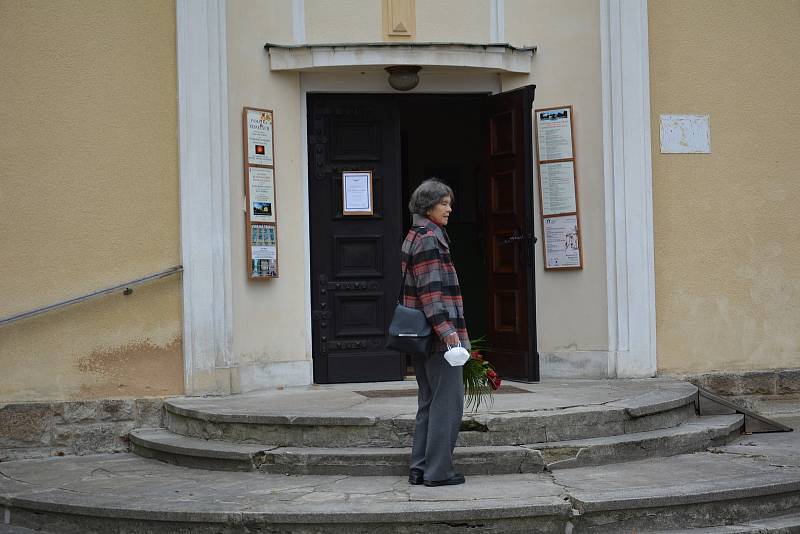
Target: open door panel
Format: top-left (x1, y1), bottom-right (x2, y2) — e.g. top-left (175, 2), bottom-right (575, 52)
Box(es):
top-left (484, 85), bottom-right (539, 382)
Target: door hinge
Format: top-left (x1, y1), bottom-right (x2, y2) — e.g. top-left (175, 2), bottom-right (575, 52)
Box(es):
top-left (312, 310), bottom-right (330, 321)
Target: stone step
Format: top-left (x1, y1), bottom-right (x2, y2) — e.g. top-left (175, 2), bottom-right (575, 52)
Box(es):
top-left (646, 511), bottom-right (800, 532)
top-left (2, 440), bottom-right (800, 534)
top-left (529, 413), bottom-right (743, 469)
top-left (0, 525), bottom-right (46, 534)
top-left (163, 380), bottom-right (700, 447)
top-left (130, 415), bottom-right (743, 475)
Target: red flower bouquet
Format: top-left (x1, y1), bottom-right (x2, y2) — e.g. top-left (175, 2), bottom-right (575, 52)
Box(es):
top-left (462, 337), bottom-right (501, 412)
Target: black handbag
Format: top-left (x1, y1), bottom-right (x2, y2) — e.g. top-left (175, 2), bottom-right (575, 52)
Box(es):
top-left (386, 228), bottom-right (433, 357)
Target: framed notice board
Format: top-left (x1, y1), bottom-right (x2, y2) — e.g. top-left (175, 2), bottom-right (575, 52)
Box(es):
top-left (534, 105), bottom-right (583, 270)
top-left (342, 171), bottom-right (374, 216)
top-left (243, 107), bottom-right (279, 279)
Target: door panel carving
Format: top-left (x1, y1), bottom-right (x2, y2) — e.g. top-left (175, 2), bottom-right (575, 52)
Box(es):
top-left (490, 171), bottom-right (517, 214)
top-left (490, 110), bottom-right (515, 155)
top-left (493, 290), bottom-right (520, 333)
top-left (492, 233), bottom-right (519, 274)
top-left (331, 120), bottom-right (382, 161)
top-left (333, 236), bottom-right (384, 278)
top-left (333, 292), bottom-right (385, 337)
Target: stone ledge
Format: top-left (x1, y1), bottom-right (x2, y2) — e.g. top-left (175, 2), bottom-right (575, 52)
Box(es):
top-left (676, 369), bottom-right (800, 397)
top-left (265, 42), bottom-right (535, 74)
top-left (0, 525), bottom-right (42, 534)
top-left (0, 397), bottom-right (167, 461)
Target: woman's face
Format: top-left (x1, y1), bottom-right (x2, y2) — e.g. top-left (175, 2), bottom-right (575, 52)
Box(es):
top-left (427, 196), bottom-right (453, 226)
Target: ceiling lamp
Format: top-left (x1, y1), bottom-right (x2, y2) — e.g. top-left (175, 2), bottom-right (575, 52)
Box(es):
top-left (385, 65), bottom-right (422, 91)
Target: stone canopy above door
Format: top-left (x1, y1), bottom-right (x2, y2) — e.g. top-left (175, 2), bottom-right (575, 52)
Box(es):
top-left (264, 42), bottom-right (536, 75)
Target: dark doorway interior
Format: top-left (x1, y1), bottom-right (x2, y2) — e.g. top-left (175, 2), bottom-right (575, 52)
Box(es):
top-left (399, 95), bottom-right (490, 373)
top-left (307, 89), bottom-right (538, 385)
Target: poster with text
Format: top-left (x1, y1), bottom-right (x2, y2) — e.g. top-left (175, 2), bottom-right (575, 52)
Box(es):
top-left (342, 171), bottom-right (373, 215)
top-left (249, 167), bottom-right (276, 223)
top-left (543, 215), bottom-right (581, 269)
top-left (539, 161), bottom-right (577, 215)
top-left (250, 223), bottom-right (277, 277)
top-left (247, 109), bottom-right (274, 166)
top-left (537, 107), bottom-right (573, 161)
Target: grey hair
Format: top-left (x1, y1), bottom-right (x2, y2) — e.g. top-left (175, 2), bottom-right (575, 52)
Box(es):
top-left (408, 178), bottom-right (454, 216)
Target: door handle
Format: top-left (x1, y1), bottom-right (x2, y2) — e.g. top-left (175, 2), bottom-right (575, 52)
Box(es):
top-left (501, 234), bottom-right (525, 245)
top-left (501, 231), bottom-right (536, 246)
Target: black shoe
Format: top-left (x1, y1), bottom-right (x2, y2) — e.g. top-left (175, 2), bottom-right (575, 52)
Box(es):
top-left (423, 474), bottom-right (465, 487)
top-left (408, 468), bottom-right (424, 485)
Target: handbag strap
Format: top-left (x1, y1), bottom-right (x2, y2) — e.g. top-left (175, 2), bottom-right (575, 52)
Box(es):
top-left (397, 226), bottom-right (426, 303)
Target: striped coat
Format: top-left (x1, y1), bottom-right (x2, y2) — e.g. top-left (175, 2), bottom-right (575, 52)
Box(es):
top-left (401, 215), bottom-right (470, 352)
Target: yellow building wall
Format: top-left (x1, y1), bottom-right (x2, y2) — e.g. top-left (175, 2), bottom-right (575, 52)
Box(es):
top-left (649, 1), bottom-right (800, 373)
top-left (0, 1), bottom-right (183, 401)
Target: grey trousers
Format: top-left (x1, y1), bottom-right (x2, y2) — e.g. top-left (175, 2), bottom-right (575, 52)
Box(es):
top-left (410, 351), bottom-right (464, 482)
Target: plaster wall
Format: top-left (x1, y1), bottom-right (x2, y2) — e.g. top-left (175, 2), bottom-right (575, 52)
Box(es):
top-left (226, 1), bottom-right (311, 390)
top-left (649, 1), bottom-right (800, 373)
top-left (415, 0), bottom-right (491, 43)
top-left (504, 0), bottom-right (609, 357)
top-left (304, 0), bottom-right (491, 45)
top-left (0, 1), bottom-right (182, 401)
top-left (304, 0), bottom-right (382, 44)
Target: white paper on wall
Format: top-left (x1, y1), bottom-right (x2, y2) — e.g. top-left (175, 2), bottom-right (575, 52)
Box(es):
top-left (660, 114), bottom-right (710, 154)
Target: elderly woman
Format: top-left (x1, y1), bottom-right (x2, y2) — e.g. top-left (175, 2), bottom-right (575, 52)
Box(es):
top-left (402, 178), bottom-right (470, 487)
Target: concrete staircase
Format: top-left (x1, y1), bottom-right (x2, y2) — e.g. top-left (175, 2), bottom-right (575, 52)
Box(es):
top-left (129, 387), bottom-right (744, 474)
top-left (1, 379), bottom-right (798, 533)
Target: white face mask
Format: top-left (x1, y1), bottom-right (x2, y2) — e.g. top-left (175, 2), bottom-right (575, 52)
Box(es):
top-left (444, 341), bottom-right (470, 366)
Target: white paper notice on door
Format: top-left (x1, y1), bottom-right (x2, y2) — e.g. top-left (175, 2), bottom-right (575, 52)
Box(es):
top-left (543, 215), bottom-right (581, 269)
top-left (342, 171), bottom-right (373, 215)
top-left (536, 107), bottom-right (573, 161)
top-left (539, 161), bottom-right (577, 215)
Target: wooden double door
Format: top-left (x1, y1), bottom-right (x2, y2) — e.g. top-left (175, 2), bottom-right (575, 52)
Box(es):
top-left (308, 87), bottom-right (539, 384)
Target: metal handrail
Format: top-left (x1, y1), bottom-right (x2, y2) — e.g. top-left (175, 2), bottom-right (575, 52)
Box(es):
top-left (0, 265), bottom-right (183, 327)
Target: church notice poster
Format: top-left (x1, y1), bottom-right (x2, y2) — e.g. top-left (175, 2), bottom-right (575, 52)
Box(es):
top-left (536, 107), bottom-right (573, 161)
top-left (342, 171), bottom-right (374, 216)
top-left (539, 161), bottom-right (577, 216)
top-left (243, 106), bottom-right (278, 279)
top-left (248, 167), bottom-right (276, 223)
top-left (543, 215), bottom-right (582, 269)
top-left (535, 105), bottom-right (583, 270)
top-left (250, 223), bottom-right (278, 278)
top-left (246, 108), bottom-right (274, 166)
